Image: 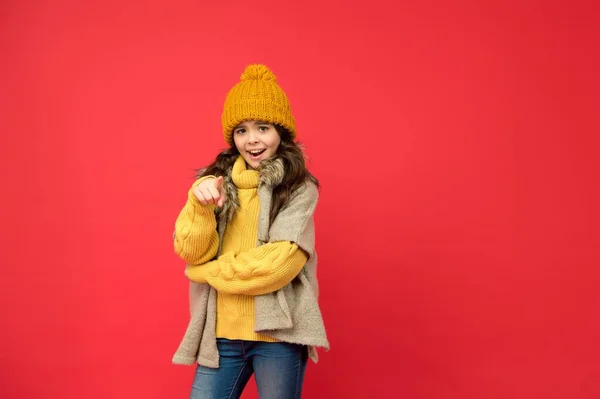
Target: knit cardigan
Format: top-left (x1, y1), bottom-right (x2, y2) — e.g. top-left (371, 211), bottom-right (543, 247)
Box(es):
top-left (172, 156), bottom-right (329, 368)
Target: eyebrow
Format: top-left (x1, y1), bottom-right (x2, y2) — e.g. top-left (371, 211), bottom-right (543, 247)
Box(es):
top-left (233, 121), bottom-right (272, 129)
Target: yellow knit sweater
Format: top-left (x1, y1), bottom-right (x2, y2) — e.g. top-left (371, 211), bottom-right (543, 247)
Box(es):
top-left (174, 156), bottom-right (308, 342)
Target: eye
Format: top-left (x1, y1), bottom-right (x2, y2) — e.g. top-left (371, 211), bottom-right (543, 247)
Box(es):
top-left (258, 125), bottom-right (270, 132)
top-left (234, 128), bottom-right (246, 134)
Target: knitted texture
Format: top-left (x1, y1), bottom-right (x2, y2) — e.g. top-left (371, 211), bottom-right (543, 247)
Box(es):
top-left (173, 177), bottom-right (219, 266)
top-left (172, 156), bottom-right (329, 368)
top-left (180, 157), bottom-right (307, 342)
top-left (221, 64), bottom-right (296, 145)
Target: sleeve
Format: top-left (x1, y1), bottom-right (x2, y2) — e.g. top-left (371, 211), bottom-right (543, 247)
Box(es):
top-left (185, 241), bottom-right (308, 296)
top-left (173, 177), bottom-right (220, 266)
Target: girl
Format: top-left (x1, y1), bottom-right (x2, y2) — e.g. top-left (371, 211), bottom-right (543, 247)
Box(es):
top-left (172, 64), bottom-right (329, 399)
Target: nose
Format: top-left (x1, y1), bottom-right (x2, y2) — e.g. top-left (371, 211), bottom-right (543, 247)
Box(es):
top-left (247, 129), bottom-right (259, 143)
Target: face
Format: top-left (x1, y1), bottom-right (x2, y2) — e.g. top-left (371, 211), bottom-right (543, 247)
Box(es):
top-left (232, 120), bottom-right (281, 169)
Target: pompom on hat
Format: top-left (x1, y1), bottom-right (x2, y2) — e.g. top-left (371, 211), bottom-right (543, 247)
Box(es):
top-left (221, 64), bottom-right (296, 145)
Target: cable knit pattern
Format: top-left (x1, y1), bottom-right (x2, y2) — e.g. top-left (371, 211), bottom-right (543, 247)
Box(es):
top-left (186, 243), bottom-right (306, 296)
top-left (173, 177), bottom-right (219, 266)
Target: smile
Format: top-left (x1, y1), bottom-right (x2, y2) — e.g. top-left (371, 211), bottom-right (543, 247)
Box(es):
top-left (248, 149), bottom-right (266, 157)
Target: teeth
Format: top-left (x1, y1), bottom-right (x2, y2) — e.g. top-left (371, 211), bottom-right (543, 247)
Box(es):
top-left (250, 150), bottom-right (264, 154)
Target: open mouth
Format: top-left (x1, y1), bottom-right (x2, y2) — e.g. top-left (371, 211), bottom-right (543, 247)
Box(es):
top-left (248, 149), bottom-right (266, 158)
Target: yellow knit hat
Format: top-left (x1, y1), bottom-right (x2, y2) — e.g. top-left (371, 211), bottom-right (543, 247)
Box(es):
top-left (221, 64), bottom-right (296, 145)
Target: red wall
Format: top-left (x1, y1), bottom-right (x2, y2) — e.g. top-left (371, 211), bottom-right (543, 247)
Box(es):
top-left (1, 0), bottom-right (599, 398)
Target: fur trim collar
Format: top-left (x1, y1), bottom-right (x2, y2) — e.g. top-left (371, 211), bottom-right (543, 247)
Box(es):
top-left (216, 156), bottom-right (284, 225)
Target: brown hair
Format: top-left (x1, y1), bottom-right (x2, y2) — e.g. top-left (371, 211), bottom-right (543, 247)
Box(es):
top-left (197, 126), bottom-right (319, 225)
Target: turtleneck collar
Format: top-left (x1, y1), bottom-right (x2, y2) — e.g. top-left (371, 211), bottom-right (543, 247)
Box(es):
top-left (232, 156), bottom-right (259, 189)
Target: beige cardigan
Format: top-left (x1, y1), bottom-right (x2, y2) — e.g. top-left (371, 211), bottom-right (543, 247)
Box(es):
top-left (172, 157), bottom-right (329, 367)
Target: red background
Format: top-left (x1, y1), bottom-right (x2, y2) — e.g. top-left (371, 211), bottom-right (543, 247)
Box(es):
top-left (1, 0), bottom-right (599, 398)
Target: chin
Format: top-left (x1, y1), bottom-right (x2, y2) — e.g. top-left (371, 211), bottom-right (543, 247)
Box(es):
top-left (243, 157), bottom-right (260, 169)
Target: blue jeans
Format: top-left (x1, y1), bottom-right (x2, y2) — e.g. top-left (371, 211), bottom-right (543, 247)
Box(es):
top-left (190, 339), bottom-right (308, 399)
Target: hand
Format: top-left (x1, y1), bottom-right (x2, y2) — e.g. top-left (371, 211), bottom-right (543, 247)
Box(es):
top-left (193, 176), bottom-right (225, 207)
